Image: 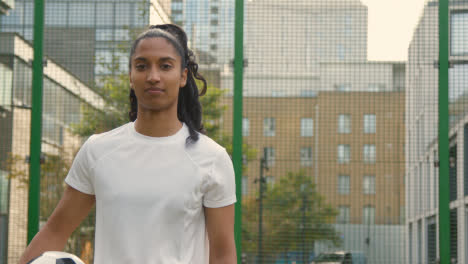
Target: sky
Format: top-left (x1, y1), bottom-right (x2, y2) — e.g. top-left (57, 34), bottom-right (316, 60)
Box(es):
top-left (360, 0), bottom-right (429, 61)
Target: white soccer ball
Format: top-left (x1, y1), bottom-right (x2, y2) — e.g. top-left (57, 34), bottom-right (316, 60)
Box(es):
top-left (27, 251), bottom-right (85, 264)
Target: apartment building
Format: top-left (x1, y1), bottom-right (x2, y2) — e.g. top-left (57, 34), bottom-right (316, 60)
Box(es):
top-left (0, 32), bottom-right (104, 264)
top-left (0, 0), bottom-right (171, 85)
top-left (221, 0), bottom-right (368, 97)
top-left (223, 63), bottom-right (405, 226)
top-left (406, 1), bottom-right (468, 263)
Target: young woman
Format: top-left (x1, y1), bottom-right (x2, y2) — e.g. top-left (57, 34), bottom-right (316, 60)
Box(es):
top-left (19, 24), bottom-right (237, 264)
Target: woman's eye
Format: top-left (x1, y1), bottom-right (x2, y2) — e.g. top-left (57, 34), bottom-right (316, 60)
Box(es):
top-left (135, 64), bottom-right (146, 70)
top-left (161, 64), bottom-right (172, 70)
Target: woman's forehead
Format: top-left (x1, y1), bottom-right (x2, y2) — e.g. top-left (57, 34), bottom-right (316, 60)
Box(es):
top-left (133, 37), bottom-right (180, 59)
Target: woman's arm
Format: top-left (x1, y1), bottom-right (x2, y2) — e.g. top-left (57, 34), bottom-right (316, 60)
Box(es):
top-left (204, 204), bottom-right (237, 264)
top-left (18, 185), bottom-right (95, 264)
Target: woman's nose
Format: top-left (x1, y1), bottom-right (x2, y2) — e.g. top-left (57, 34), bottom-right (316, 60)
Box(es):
top-left (147, 67), bottom-right (160, 83)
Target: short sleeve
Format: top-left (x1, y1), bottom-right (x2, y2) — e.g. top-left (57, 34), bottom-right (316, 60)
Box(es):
top-left (203, 149), bottom-right (237, 208)
top-left (65, 136), bottom-right (96, 195)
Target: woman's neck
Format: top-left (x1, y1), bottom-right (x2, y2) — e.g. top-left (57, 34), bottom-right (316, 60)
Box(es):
top-left (134, 109), bottom-right (182, 137)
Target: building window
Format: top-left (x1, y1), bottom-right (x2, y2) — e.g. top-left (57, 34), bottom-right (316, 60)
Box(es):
top-left (409, 224), bottom-right (413, 263)
top-left (263, 118), bottom-right (276, 137)
top-left (363, 144), bottom-right (376, 164)
top-left (449, 144), bottom-right (457, 202)
top-left (115, 29), bottom-right (130, 41)
top-left (0, 170), bottom-right (9, 215)
top-left (210, 6), bottom-right (219, 14)
top-left (95, 29), bottom-right (113, 41)
top-left (300, 147), bottom-right (313, 167)
top-left (264, 147), bottom-right (275, 167)
top-left (451, 12), bottom-right (468, 56)
top-left (364, 114), bottom-right (376, 134)
top-left (338, 144), bottom-right (350, 164)
top-left (465, 125), bottom-right (468, 197)
top-left (301, 118), bottom-right (313, 137)
top-left (242, 176), bottom-right (248, 196)
top-left (449, 63), bottom-right (468, 103)
top-left (337, 44), bottom-right (346, 60)
top-left (210, 32), bottom-right (217, 38)
top-left (335, 83), bottom-right (351, 92)
top-left (338, 175), bottom-right (350, 195)
top-left (0, 64), bottom-right (13, 109)
top-left (363, 205), bottom-right (375, 225)
top-left (95, 50), bottom-right (113, 75)
top-left (242, 118), bottom-right (249, 137)
top-left (338, 114), bottom-right (351, 134)
top-left (338, 206), bottom-right (350, 224)
top-left (210, 44), bottom-right (217, 51)
top-left (363, 175), bottom-right (375, 194)
top-left (210, 19), bottom-right (218, 26)
top-left (427, 217), bottom-right (437, 264)
top-left (450, 209), bottom-right (458, 263)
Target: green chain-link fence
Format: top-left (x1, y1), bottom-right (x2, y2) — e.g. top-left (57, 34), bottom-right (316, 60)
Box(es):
top-left (0, 0), bottom-right (466, 263)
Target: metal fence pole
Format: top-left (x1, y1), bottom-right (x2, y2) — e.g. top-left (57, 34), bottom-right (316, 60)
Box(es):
top-left (438, 0), bottom-right (450, 263)
top-left (27, 0), bottom-right (45, 243)
top-left (233, 0), bottom-right (245, 263)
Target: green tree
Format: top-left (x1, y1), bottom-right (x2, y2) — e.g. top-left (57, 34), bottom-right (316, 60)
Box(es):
top-left (4, 151), bottom-right (94, 257)
top-left (242, 171), bottom-right (341, 262)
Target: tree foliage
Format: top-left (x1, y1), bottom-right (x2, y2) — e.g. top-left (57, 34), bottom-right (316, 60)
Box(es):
top-left (4, 151), bottom-right (94, 255)
top-left (242, 171), bottom-right (341, 260)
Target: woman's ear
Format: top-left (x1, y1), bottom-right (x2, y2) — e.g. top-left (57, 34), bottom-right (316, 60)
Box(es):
top-left (129, 72), bottom-right (133, 89)
top-left (180, 68), bottom-right (188, 88)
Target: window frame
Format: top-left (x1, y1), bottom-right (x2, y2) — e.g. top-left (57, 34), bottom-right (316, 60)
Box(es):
top-left (300, 147), bottom-right (313, 167)
top-left (338, 175), bottom-right (350, 195)
top-left (363, 144), bottom-right (376, 164)
top-left (263, 117), bottom-right (276, 137)
top-left (338, 114), bottom-right (351, 134)
top-left (363, 175), bottom-right (376, 195)
top-left (301, 118), bottom-right (314, 137)
top-left (338, 144), bottom-right (351, 164)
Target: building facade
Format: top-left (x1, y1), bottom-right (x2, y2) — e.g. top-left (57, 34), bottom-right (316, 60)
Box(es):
top-left (221, 0), bottom-right (368, 97)
top-left (0, 32), bottom-right (104, 264)
top-left (222, 61), bottom-right (406, 263)
top-left (406, 1), bottom-right (468, 264)
top-left (0, 0), bottom-right (171, 86)
top-left (171, 0), bottom-right (234, 66)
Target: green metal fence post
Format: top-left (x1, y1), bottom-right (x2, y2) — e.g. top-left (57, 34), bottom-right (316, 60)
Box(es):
top-left (438, 0), bottom-right (450, 263)
top-left (233, 0), bottom-right (244, 263)
top-left (27, 0), bottom-right (45, 243)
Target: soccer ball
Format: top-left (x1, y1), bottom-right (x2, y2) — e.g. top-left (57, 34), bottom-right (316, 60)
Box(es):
top-left (27, 251), bottom-right (85, 264)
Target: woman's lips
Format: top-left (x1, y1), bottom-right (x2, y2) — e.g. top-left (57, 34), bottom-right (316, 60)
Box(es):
top-left (145, 88), bottom-right (164, 95)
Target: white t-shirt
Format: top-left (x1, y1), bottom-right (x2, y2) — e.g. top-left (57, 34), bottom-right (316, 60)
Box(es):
top-left (65, 122), bottom-right (236, 264)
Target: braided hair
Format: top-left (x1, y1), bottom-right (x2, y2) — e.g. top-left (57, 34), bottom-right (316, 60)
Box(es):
top-left (128, 24), bottom-right (207, 144)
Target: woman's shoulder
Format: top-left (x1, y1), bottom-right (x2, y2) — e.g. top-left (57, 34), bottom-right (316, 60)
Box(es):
top-left (83, 122), bottom-right (132, 154)
top-left (184, 132), bottom-right (230, 166)
top-left (194, 133), bottom-right (226, 155)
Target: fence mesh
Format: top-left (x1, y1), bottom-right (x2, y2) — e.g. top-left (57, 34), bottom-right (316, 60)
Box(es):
top-left (0, 0), bottom-right (467, 264)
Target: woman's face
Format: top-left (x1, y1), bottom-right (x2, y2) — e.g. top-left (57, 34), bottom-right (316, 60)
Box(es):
top-left (129, 37), bottom-right (187, 115)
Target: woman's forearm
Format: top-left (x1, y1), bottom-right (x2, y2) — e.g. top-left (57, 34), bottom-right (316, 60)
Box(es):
top-left (18, 225), bottom-right (69, 264)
